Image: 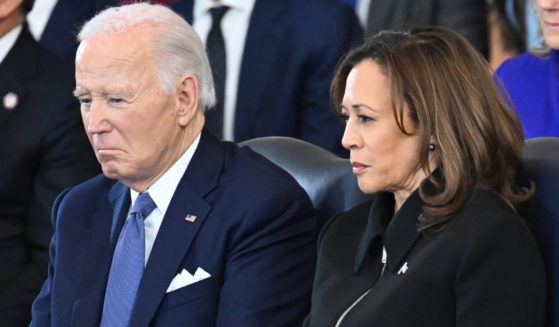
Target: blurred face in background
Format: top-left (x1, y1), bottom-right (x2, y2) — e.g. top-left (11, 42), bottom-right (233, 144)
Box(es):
top-left (340, 59), bottom-right (428, 210)
top-left (537, 0), bottom-right (559, 49)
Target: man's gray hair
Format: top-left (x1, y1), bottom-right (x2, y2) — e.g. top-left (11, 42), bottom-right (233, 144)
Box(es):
top-left (78, 3), bottom-right (216, 112)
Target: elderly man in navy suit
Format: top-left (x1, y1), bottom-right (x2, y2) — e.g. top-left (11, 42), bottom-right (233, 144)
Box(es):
top-left (30, 3), bottom-right (316, 326)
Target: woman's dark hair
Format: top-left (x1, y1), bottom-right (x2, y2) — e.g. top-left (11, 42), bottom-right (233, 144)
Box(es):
top-left (331, 26), bottom-right (534, 231)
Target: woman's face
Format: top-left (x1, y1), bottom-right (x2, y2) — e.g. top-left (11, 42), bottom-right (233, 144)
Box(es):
top-left (340, 60), bottom-right (429, 206)
top-left (537, 0), bottom-right (559, 49)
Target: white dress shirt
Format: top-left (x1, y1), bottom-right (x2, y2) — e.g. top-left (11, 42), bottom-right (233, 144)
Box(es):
top-left (27, 0), bottom-right (58, 39)
top-left (356, 0), bottom-right (370, 29)
top-left (193, 0), bottom-right (256, 141)
top-left (0, 25), bottom-right (22, 64)
top-left (129, 133), bottom-right (201, 265)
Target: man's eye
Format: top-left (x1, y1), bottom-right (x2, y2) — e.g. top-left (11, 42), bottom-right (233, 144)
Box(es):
top-left (78, 98), bottom-right (91, 105)
top-left (109, 98), bottom-right (124, 105)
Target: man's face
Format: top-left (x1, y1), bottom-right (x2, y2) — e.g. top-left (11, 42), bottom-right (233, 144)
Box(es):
top-left (75, 26), bottom-right (184, 191)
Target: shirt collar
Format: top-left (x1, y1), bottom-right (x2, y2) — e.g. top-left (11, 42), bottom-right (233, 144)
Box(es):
top-left (194, 0), bottom-right (256, 18)
top-left (130, 133), bottom-right (201, 213)
top-left (0, 24), bottom-right (23, 65)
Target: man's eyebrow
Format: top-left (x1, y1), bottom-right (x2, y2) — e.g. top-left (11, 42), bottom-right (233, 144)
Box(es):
top-left (72, 89), bottom-right (85, 97)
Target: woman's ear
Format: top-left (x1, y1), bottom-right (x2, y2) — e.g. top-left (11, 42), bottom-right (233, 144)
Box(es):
top-left (176, 74), bottom-right (200, 127)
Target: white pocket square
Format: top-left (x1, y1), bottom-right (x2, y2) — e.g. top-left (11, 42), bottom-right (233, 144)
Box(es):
top-left (166, 267), bottom-right (211, 293)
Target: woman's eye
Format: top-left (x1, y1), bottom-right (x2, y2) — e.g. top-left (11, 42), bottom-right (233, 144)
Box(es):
top-left (357, 115), bottom-right (374, 123)
top-left (338, 113), bottom-right (349, 123)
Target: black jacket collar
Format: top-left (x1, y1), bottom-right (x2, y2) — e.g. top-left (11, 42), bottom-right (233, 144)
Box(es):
top-left (353, 186), bottom-right (426, 275)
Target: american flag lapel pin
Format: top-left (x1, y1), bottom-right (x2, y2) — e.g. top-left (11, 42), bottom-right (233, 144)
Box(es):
top-left (185, 214), bottom-right (197, 223)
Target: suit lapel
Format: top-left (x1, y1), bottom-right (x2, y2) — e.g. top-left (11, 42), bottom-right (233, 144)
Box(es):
top-left (70, 182), bottom-right (130, 326)
top-left (129, 130), bottom-right (224, 326)
top-left (353, 193), bottom-right (394, 276)
top-left (0, 26), bottom-right (36, 127)
top-left (234, 0), bottom-right (285, 140)
top-left (383, 190), bottom-right (422, 274)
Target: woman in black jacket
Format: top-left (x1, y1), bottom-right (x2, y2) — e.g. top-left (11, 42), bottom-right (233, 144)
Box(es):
top-left (304, 27), bottom-right (545, 327)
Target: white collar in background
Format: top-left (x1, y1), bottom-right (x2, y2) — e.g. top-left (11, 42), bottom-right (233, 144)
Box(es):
top-left (0, 25), bottom-right (23, 65)
top-left (194, 0), bottom-right (256, 18)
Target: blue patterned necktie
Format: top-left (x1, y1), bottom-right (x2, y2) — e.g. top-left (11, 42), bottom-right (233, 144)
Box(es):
top-left (101, 192), bottom-right (156, 326)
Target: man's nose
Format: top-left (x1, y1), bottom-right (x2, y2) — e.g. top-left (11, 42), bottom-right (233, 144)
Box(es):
top-left (84, 101), bottom-right (111, 134)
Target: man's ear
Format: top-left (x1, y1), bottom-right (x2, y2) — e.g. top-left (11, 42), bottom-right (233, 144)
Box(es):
top-left (176, 74), bottom-right (200, 127)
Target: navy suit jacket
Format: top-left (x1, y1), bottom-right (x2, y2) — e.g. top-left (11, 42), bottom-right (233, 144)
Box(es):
top-left (172, 0), bottom-right (363, 156)
top-left (39, 0), bottom-right (112, 60)
top-left (31, 130), bottom-right (316, 327)
top-left (0, 25), bottom-right (99, 326)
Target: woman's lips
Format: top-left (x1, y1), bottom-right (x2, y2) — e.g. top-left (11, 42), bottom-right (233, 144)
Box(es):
top-left (351, 161), bottom-right (369, 174)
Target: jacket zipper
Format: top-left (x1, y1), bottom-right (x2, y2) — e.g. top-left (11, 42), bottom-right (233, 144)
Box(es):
top-left (335, 247), bottom-right (387, 327)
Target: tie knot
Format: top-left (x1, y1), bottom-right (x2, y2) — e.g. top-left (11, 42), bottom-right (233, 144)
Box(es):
top-left (210, 6), bottom-right (229, 25)
top-left (130, 192), bottom-right (156, 218)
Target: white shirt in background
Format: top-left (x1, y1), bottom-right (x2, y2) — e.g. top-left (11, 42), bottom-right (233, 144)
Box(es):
top-left (193, 0), bottom-right (256, 141)
top-left (27, 0), bottom-right (58, 40)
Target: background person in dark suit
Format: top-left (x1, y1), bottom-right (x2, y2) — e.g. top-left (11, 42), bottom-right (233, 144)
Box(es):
top-left (304, 27), bottom-right (545, 326)
top-left (31, 3), bottom-right (316, 326)
top-left (341, 0), bottom-right (488, 57)
top-left (170, 0), bottom-right (362, 156)
top-left (0, 0), bottom-right (99, 325)
top-left (38, 0), bottom-right (110, 59)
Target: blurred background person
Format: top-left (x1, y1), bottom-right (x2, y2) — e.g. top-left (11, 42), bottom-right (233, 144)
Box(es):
top-left (171, 0), bottom-right (362, 156)
top-left (36, 0), bottom-right (110, 59)
top-left (496, 0), bottom-right (559, 138)
top-left (0, 0), bottom-right (99, 325)
top-left (304, 27), bottom-right (545, 326)
top-left (340, 0), bottom-right (488, 57)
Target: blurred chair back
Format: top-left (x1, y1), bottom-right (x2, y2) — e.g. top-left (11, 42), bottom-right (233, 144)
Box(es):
top-left (243, 136), bottom-right (559, 327)
top-left (241, 136), bottom-right (372, 229)
top-left (524, 137), bottom-right (559, 327)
